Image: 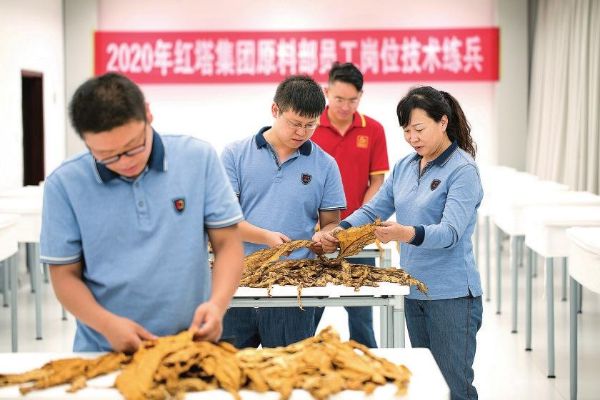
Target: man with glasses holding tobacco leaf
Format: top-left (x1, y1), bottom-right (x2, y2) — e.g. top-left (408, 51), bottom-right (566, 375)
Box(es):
top-left (220, 75), bottom-right (346, 348)
top-left (40, 73), bottom-right (244, 352)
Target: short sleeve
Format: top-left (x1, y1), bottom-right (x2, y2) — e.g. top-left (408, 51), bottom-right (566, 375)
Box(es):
top-left (220, 145), bottom-right (240, 196)
top-left (204, 145), bottom-right (244, 228)
top-left (319, 158), bottom-right (346, 211)
top-left (40, 177), bottom-right (83, 265)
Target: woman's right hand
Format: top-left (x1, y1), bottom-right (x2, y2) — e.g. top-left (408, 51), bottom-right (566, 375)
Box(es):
top-left (102, 315), bottom-right (157, 353)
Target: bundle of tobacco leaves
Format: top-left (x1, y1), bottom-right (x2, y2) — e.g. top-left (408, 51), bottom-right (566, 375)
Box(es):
top-left (0, 327), bottom-right (411, 400)
top-left (240, 220), bottom-right (428, 303)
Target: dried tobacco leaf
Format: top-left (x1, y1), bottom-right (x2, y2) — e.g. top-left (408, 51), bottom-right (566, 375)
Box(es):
top-left (0, 352), bottom-right (130, 395)
top-left (240, 220), bottom-right (428, 302)
top-left (0, 327), bottom-right (412, 400)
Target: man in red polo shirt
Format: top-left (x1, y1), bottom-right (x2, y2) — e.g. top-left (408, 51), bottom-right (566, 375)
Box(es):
top-left (312, 62), bottom-right (389, 347)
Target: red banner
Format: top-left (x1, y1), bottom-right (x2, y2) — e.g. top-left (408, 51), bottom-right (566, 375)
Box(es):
top-left (94, 28), bottom-right (499, 84)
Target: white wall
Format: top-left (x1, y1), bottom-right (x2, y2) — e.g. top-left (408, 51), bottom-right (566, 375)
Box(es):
top-left (92, 0), bottom-right (498, 168)
top-left (0, 0), bottom-right (65, 189)
top-left (494, 0), bottom-right (528, 169)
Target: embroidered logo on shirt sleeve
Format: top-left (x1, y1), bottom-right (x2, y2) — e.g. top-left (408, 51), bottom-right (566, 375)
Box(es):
top-left (173, 198), bottom-right (186, 213)
top-left (301, 173), bottom-right (312, 185)
top-left (356, 135), bottom-right (369, 149)
top-left (430, 179), bottom-right (441, 191)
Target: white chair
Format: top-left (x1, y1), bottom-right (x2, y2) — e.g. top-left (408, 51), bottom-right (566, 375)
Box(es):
top-left (0, 214), bottom-right (19, 352)
top-left (523, 205), bottom-right (600, 378)
top-left (566, 227), bottom-right (600, 400)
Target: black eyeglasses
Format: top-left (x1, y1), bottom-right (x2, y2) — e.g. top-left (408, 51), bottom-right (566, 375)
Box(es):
top-left (95, 123), bottom-right (147, 165)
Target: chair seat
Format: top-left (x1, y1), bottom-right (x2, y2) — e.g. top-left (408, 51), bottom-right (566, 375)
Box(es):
top-left (567, 227), bottom-right (600, 294)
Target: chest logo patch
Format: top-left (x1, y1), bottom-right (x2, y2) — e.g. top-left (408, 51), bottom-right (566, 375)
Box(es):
top-left (430, 179), bottom-right (441, 191)
top-left (301, 173), bottom-right (312, 185)
top-left (173, 198), bottom-right (186, 213)
top-left (356, 135), bottom-right (369, 149)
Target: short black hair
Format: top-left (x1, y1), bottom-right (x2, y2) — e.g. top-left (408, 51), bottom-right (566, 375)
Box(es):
top-left (273, 75), bottom-right (326, 119)
top-left (69, 73), bottom-right (146, 137)
top-left (328, 62), bottom-right (364, 92)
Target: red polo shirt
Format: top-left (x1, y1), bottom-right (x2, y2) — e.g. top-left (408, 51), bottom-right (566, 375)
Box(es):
top-left (312, 107), bottom-right (389, 218)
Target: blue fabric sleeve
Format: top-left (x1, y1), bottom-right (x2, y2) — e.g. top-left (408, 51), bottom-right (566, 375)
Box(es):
top-left (344, 167), bottom-right (396, 227)
top-left (204, 145), bottom-right (244, 228)
top-left (220, 145), bottom-right (240, 196)
top-left (40, 177), bottom-right (83, 265)
top-left (319, 157), bottom-right (346, 211)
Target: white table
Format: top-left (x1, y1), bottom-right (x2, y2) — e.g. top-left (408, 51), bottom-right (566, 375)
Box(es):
top-left (0, 196), bottom-right (44, 341)
top-left (522, 205), bottom-right (600, 378)
top-left (566, 227), bottom-right (600, 400)
top-left (0, 347), bottom-right (449, 399)
top-left (0, 186), bottom-right (43, 198)
top-left (234, 247), bottom-right (407, 348)
top-left (0, 214), bottom-right (19, 352)
top-left (233, 282), bottom-right (409, 349)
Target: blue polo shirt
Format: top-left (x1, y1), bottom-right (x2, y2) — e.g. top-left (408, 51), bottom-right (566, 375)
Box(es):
top-left (221, 127), bottom-right (346, 259)
top-left (40, 131), bottom-right (243, 351)
top-left (343, 142), bottom-right (483, 300)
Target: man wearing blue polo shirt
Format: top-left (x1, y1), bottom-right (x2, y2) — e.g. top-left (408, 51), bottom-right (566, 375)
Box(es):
top-left (220, 75), bottom-right (346, 348)
top-left (40, 73), bottom-right (244, 352)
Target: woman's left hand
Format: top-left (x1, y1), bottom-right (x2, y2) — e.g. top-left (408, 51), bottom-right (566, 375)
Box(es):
top-left (375, 221), bottom-right (415, 243)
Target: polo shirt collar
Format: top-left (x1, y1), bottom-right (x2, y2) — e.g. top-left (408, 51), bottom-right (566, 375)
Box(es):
top-left (319, 106), bottom-right (366, 130)
top-left (411, 140), bottom-right (459, 166)
top-left (94, 129), bottom-right (166, 183)
top-left (254, 126), bottom-right (312, 156)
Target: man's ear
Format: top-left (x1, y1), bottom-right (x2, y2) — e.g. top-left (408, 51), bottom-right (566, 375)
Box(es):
top-left (145, 102), bottom-right (154, 124)
top-left (271, 102), bottom-right (279, 118)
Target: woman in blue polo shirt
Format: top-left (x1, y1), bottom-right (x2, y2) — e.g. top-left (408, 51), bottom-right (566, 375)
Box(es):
top-left (319, 86), bottom-right (483, 400)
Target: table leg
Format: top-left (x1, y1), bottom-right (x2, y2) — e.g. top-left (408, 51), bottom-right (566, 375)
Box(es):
top-left (10, 255), bottom-right (18, 352)
top-left (525, 247), bottom-right (533, 351)
top-left (496, 226), bottom-right (502, 315)
top-left (569, 278), bottom-right (578, 400)
top-left (511, 236), bottom-right (519, 333)
top-left (32, 244), bottom-right (42, 340)
top-left (386, 304), bottom-right (394, 348)
top-left (2, 260), bottom-right (8, 307)
top-left (27, 244), bottom-right (35, 293)
top-left (562, 258), bottom-right (568, 301)
top-left (393, 297), bottom-right (405, 348)
top-left (380, 306), bottom-right (388, 348)
top-left (546, 257), bottom-right (555, 378)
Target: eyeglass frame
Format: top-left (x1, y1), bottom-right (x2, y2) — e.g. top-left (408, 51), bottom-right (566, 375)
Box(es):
top-left (94, 122), bottom-right (148, 165)
top-left (274, 105), bottom-right (320, 132)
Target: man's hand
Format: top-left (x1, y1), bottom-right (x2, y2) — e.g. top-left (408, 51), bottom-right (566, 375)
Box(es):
top-left (102, 315), bottom-right (157, 353)
top-left (263, 230), bottom-right (291, 247)
top-left (375, 221), bottom-right (415, 243)
top-left (188, 301), bottom-right (226, 342)
top-left (313, 227), bottom-right (342, 253)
